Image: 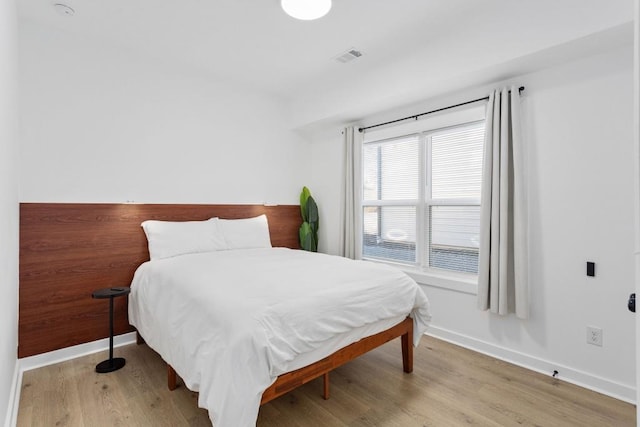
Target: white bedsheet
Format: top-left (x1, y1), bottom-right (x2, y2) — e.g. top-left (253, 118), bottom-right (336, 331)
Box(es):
top-left (128, 248), bottom-right (431, 427)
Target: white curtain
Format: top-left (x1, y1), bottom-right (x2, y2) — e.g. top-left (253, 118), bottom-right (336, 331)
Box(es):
top-left (340, 126), bottom-right (362, 259)
top-left (477, 86), bottom-right (528, 318)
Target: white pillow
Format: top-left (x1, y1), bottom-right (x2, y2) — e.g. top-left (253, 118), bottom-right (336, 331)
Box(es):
top-left (218, 214), bottom-right (272, 249)
top-left (141, 217), bottom-right (228, 260)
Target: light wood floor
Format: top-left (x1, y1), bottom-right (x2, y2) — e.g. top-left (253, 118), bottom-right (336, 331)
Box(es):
top-left (17, 336), bottom-right (635, 426)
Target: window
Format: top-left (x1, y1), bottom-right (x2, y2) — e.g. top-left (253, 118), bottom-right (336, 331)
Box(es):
top-left (361, 120), bottom-right (485, 276)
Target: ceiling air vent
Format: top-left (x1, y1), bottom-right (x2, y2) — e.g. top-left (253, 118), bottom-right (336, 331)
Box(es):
top-left (335, 48), bottom-right (363, 64)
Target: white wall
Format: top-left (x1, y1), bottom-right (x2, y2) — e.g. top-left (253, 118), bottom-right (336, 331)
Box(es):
top-left (19, 20), bottom-right (308, 205)
top-left (309, 45), bottom-right (637, 401)
top-left (0, 0), bottom-right (19, 425)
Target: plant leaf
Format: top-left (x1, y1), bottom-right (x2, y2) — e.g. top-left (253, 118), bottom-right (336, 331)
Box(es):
top-left (310, 233), bottom-right (317, 252)
top-left (299, 221), bottom-right (313, 251)
top-left (300, 186), bottom-right (311, 221)
top-left (298, 187), bottom-right (318, 251)
top-left (306, 196), bottom-right (318, 224)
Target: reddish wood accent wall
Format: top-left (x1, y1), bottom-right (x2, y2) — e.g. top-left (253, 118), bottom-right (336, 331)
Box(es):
top-left (19, 203), bottom-right (301, 358)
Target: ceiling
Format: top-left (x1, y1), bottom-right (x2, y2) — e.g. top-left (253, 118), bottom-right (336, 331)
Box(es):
top-left (18, 0), bottom-right (635, 129)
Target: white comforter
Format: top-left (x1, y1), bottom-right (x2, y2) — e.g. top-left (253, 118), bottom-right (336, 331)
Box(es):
top-left (128, 248), bottom-right (431, 426)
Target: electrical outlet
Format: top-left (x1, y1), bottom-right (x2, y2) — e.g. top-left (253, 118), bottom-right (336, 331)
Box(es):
top-left (586, 326), bottom-right (603, 346)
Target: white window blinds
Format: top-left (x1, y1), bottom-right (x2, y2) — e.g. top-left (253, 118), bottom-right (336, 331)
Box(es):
top-left (361, 118), bottom-right (485, 275)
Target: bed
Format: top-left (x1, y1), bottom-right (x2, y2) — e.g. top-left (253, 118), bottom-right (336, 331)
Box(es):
top-left (128, 214), bottom-right (431, 427)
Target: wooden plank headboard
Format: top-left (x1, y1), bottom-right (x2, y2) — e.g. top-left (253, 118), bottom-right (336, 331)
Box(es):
top-left (19, 203), bottom-right (301, 358)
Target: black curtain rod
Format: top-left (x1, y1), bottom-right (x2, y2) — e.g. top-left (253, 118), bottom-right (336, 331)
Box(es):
top-left (358, 86), bottom-right (525, 133)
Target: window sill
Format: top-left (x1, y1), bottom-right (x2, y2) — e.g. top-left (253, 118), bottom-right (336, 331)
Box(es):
top-left (403, 268), bottom-right (477, 295)
top-left (364, 258), bottom-right (478, 295)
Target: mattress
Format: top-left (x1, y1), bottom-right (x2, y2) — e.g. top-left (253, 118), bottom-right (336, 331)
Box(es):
top-left (129, 247), bottom-right (431, 426)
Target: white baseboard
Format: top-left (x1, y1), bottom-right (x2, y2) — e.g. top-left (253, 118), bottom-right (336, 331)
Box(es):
top-left (426, 325), bottom-right (636, 404)
top-left (19, 332), bottom-right (137, 372)
top-left (5, 332), bottom-right (136, 427)
top-left (4, 359), bottom-right (19, 427)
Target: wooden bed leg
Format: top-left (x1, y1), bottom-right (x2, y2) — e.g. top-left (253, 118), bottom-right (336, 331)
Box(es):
top-left (168, 364), bottom-right (178, 390)
top-left (401, 325), bottom-right (414, 373)
top-left (322, 372), bottom-right (330, 400)
top-left (136, 331), bottom-right (145, 345)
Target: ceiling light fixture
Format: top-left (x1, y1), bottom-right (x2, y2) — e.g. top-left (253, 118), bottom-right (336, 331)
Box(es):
top-left (281, 0), bottom-right (332, 20)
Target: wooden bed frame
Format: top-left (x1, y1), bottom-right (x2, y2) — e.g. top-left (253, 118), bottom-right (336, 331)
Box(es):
top-left (148, 316), bottom-right (414, 403)
top-left (20, 202), bottom-right (416, 405)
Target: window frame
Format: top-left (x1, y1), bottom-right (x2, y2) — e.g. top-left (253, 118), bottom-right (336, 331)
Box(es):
top-left (360, 105), bottom-right (486, 294)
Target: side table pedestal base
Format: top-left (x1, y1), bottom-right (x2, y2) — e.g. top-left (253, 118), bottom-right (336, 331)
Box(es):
top-left (96, 357), bottom-right (126, 373)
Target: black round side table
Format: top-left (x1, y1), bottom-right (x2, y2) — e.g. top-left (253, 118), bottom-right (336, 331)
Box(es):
top-left (92, 286), bottom-right (131, 373)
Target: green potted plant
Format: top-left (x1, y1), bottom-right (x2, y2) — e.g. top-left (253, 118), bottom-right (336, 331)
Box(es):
top-left (299, 186), bottom-right (319, 252)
